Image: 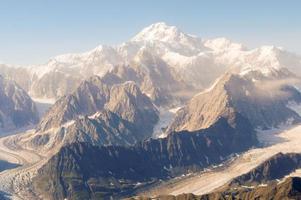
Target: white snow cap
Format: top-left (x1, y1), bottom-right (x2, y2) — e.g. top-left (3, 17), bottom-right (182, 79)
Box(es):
top-left (131, 22), bottom-right (198, 42)
top-left (204, 37), bottom-right (245, 51)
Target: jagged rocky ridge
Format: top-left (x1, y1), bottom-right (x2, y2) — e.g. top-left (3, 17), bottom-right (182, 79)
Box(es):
top-left (31, 110), bottom-right (153, 148)
top-left (37, 76), bottom-right (158, 132)
top-left (167, 69), bottom-right (301, 133)
top-left (29, 76), bottom-right (159, 149)
top-left (36, 75), bottom-right (111, 131)
top-left (0, 75), bottom-right (39, 133)
top-left (131, 177), bottom-right (301, 200)
top-left (33, 113), bottom-right (257, 200)
top-left (230, 152), bottom-right (301, 187)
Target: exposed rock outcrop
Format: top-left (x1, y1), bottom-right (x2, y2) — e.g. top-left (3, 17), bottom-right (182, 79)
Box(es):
top-left (130, 177), bottom-right (301, 200)
top-left (230, 152), bottom-right (301, 186)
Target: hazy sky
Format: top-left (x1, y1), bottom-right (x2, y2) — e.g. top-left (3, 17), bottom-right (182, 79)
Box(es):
top-left (0, 0), bottom-right (300, 65)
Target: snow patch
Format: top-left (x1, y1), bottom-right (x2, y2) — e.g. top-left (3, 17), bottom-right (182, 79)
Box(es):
top-left (32, 97), bottom-right (56, 104)
top-left (152, 106), bottom-right (182, 138)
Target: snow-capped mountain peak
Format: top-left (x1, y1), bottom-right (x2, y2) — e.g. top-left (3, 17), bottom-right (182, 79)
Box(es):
top-left (131, 22), bottom-right (202, 47)
top-left (131, 22), bottom-right (205, 56)
top-left (131, 22), bottom-right (187, 42)
top-left (1, 22), bottom-right (301, 101)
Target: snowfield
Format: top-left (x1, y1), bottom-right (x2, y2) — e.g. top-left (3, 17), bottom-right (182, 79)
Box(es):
top-left (152, 106), bottom-right (182, 138)
top-left (141, 124), bottom-right (301, 196)
top-left (2, 22), bottom-right (301, 101)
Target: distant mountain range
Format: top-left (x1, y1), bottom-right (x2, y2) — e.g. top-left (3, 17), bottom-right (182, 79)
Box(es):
top-left (1, 22), bottom-right (300, 103)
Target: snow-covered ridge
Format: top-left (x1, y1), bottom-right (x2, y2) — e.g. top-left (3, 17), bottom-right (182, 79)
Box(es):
top-left (204, 37), bottom-right (245, 51)
top-left (1, 22), bottom-right (301, 100)
top-left (131, 22), bottom-right (198, 42)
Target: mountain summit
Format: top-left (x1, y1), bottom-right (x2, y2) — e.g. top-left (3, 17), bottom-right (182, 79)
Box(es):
top-left (131, 22), bottom-right (199, 43)
top-left (0, 22), bottom-right (300, 102)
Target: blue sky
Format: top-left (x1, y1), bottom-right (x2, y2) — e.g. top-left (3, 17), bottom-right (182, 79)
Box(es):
top-left (0, 0), bottom-right (300, 65)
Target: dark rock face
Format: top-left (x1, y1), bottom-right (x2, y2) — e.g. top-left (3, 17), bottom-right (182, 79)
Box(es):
top-left (137, 113), bottom-right (256, 169)
top-left (130, 177), bottom-right (301, 200)
top-left (34, 114), bottom-right (257, 200)
top-left (0, 75), bottom-right (39, 132)
top-left (231, 177), bottom-right (301, 200)
top-left (230, 152), bottom-right (301, 186)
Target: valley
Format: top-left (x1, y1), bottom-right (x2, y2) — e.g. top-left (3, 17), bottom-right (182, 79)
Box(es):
top-left (1, 121), bottom-right (301, 199)
top-left (140, 125), bottom-right (301, 196)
